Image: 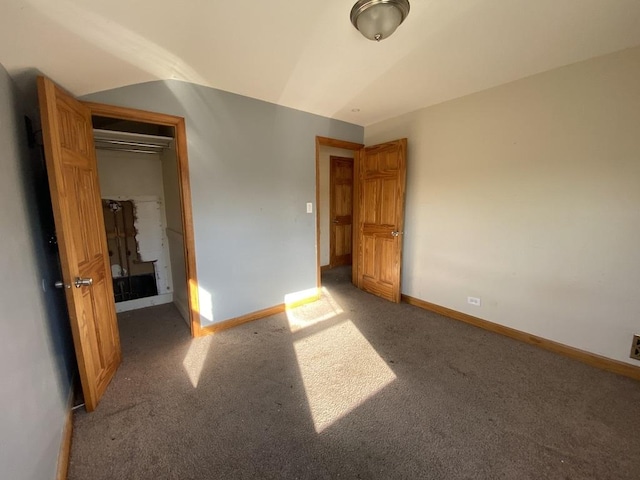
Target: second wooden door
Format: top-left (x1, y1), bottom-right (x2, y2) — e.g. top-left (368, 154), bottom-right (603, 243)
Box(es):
top-left (330, 156), bottom-right (354, 267)
top-left (354, 139), bottom-right (407, 303)
top-left (38, 76), bottom-right (121, 411)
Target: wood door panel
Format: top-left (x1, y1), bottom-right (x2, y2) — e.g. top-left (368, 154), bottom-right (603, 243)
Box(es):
top-left (58, 100), bottom-right (92, 154)
top-left (364, 152), bottom-right (379, 174)
top-left (80, 288), bottom-right (102, 371)
top-left (355, 139), bottom-right (407, 303)
top-left (65, 172), bottom-right (90, 264)
top-left (362, 179), bottom-right (379, 224)
top-left (330, 156), bottom-right (354, 267)
top-left (361, 236), bottom-right (397, 299)
top-left (335, 161), bottom-right (353, 182)
top-left (378, 237), bottom-right (396, 284)
top-left (335, 227), bottom-right (345, 258)
top-left (380, 177), bottom-right (398, 225)
top-left (335, 226), bottom-right (345, 256)
top-left (38, 76), bottom-right (121, 411)
top-left (335, 224), bottom-right (352, 261)
top-left (90, 275), bottom-right (118, 368)
top-left (74, 167), bottom-right (103, 260)
top-left (362, 235), bottom-right (376, 278)
top-left (379, 149), bottom-right (400, 171)
top-left (343, 225), bottom-right (352, 254)
top-left (336, 184), bottom-right (352, 217)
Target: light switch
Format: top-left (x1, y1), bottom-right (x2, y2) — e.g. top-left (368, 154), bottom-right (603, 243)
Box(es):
top-left (306, 202), bottom-right (313, 213)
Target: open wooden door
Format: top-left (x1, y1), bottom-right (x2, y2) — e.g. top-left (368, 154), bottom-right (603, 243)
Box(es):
top-left (38, 76), bottom-right (121, 411)
top-left (329, 156), bottom-right (354, 267)
top-left (354, 139), bottom-right (407, 303)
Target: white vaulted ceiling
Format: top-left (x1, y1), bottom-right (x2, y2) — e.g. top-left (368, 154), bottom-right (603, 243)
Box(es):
top-left (1, 0), bottom-right (640, 126)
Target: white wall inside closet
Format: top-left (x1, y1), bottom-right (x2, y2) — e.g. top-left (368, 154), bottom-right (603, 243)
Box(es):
top-left (96, 149), bottom-right (175, 312)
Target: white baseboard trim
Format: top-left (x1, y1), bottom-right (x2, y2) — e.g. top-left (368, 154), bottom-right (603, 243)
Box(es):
top-left (115, 293), bottom-right (174, 313)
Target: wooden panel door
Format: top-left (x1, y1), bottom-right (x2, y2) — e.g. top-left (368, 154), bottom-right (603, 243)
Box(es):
top-left (38, 76), bottom-right (121, 411)
top-left (330, 156), bottom-right (354, 267)
top-left (355, 139), bottom-right (407, 302)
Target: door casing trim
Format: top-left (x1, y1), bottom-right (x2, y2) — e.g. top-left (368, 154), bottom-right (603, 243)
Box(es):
top-left (315, 136), bottom-right (363, 290)
top-left (83, 101), bottom-right (202, 337)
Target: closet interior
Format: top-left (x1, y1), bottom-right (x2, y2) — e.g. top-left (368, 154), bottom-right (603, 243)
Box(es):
top-left (93, 116), bottom-right (190, 325)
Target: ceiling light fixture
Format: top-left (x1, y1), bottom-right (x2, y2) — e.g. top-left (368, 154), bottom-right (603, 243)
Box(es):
top-left (350, 0), bottom-right (410, 42)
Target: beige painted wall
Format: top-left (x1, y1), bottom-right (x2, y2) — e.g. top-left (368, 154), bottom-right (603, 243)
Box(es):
top-left (365, 46), bottom-right (640, 365)
top-left (319, 146), bottom-right (355, 266)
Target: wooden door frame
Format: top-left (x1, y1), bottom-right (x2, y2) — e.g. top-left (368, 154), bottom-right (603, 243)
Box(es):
top-left (83, 101), bottom-right (202, 337)
top-left (315, 136), bottom-right (363, 290)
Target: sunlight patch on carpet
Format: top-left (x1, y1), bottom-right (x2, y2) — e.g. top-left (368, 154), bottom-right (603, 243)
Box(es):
top-left (182, 335), bottom-right (214, 388)
top-left (284, 287), bottom-right (320, 309)
top-left (286, 287), bottom-right (343, 333)
top-left (293, 320), bottom-right (396, 433)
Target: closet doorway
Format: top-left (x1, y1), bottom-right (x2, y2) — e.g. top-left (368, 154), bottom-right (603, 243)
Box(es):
top-left (39, 77), bottom-right (201, 411)
top-left (83, 102), bottom-right (200, 337)
top-left (93, 117), bottom-right (190, 325)
top-left (314, 136), bottom-right (363, 289)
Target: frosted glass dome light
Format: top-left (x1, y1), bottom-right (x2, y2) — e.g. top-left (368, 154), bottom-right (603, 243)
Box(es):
top-left (350, 0), bottom-right (410, 42)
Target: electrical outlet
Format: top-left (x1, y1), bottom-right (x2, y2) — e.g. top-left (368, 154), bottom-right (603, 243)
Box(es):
top-left (467, 296), bottom-right (481, 307)
top-left (630, 335), bottom-right (640, 361)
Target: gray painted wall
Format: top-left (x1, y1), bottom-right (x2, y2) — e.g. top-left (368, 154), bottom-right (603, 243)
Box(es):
top-left (83, 81), bottom-right (363, 325)
top-left (0, 63), bottom-right (75, 479)
top-left (161, 147), bottom-right (190, 323)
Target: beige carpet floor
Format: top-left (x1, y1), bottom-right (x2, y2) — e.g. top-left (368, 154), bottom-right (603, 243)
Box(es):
top-left (68, 266), bottom-right (640, 479)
